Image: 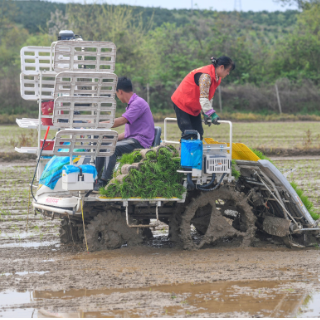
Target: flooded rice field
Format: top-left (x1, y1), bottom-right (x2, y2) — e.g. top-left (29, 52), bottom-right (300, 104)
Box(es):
top-left (0, 160), bottom-right (320, 318)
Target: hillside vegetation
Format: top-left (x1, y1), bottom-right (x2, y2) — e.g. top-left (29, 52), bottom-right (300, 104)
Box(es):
top-left (0, 0), bottom-right (320, 120)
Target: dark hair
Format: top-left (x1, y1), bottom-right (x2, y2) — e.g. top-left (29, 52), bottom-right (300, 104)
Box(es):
top-left (116, 76), bottom-right (133, 92)
top-left (210, 56), bottom-right (235, 71)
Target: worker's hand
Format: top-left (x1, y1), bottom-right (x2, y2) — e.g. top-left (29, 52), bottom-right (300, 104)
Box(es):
top-left (210, 112), bottom-right (220, 125)
top-left (203, 114), bottom-right (212, 127)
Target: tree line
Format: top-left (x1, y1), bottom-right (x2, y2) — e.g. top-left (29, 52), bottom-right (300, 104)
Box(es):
top-left (0, 0), bottom-right (319, 117)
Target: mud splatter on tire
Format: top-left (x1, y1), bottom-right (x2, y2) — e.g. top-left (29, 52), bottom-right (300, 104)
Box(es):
top-left (59, 218), bottom-right (81, 244)
top-left (179, 185), bottom-right (256, 250)
top-left (85, 210), bottom-right (143, 251)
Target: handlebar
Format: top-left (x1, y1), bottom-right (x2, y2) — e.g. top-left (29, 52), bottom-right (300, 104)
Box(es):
top-left (163, 118), bottom-right (233, 156)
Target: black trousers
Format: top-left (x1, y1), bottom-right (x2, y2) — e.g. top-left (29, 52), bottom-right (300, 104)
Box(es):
top-left (173, 104), bottom-right (204, 140)
top-left (95, 138), bottom-right (142, 182)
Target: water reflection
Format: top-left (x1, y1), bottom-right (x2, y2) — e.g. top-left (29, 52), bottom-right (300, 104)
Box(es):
top-left (297, 292), bottom-right (320, 317)
top-left (0, 281), bottom-right (319, 318)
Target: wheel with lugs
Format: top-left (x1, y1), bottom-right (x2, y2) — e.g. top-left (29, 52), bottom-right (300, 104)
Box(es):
top-left (85, 209), bottom-right (143, 251)
top-left (179, 185), bottom-right (256, 250)
top-left (59, 217), bottom-right (81, 244)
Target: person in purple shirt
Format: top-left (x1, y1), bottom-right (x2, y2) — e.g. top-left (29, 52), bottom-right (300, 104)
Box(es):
top-left (94, 77), bottom-right (155, 191)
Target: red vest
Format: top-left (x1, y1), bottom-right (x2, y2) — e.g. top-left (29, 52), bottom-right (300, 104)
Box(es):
top-left (171, 65), bottom-right (221, 116)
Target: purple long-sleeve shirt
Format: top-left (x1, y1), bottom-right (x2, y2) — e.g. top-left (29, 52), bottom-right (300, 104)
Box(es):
top-left (122, 93), bottom-right (154, 148)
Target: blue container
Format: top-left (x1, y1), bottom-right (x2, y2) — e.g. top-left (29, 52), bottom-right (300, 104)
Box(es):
top-left (180, 139), bottom-right (203, 170)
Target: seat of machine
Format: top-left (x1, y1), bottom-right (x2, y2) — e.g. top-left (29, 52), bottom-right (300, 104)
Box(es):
top-left (152, 126), bottom-right (162, 147)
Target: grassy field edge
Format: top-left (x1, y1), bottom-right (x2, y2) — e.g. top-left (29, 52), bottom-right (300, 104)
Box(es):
top-left (2, 112), bottom-right (320, 125)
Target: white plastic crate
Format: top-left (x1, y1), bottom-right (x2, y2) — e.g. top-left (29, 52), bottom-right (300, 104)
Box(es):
top-left (62, 167), bottom-right (95, 191)
top-left (54, 71), bottom-right (117, 99)
top-left (53, 96), bottom-right (116, 129)
top-left (54, 41), bottom-right (116, 73)
top-left (53, 129), bottom-right (118, 158)
top-left (20, 46), bottom-right (53, 74)
top-left (20, 72), bottom-right (56, 100)
top-left (205, 155), bottom-right (231, 174)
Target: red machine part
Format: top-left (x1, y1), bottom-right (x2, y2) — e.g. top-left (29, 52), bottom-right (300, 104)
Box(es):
top-left (41, 100), bottom-right (54, 126)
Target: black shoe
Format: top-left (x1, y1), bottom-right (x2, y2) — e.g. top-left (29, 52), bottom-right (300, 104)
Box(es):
top-left (93, 179), bottom-right (107, 193)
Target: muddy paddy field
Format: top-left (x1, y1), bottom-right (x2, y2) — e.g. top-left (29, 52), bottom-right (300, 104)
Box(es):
top-left (0, 158), bottom-right (319, 318)
top-left (1, 122), bottom-right (320, 318)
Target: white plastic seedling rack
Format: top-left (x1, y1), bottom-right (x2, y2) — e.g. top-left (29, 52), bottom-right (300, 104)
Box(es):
top-left (20, 46), bottom-right (53, 74)
top-left (20, 72), bottom-right (56, 101)
top-left (16, 118), bottom-right (44, 130)
top-left (53, 96), bottom-right (116, 129)
top-left (16, 70), bottom-right (58, 174)
top-left (54, 41), bottom-right (116, 73)
top-left (17, 41), bottom-right (117, 180)
top-left (18, 46), bottom-right (57, 164)
top-left (54, 71), bottom-right (117, 99)
top-left (53, 129), bottom-right (118, 165)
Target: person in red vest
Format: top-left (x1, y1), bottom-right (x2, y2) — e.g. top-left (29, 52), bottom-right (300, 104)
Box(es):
top-left (171, 56), bottom-right (235, 140)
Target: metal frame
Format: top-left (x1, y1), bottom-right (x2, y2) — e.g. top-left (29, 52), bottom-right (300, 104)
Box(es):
top-left (237, 160), bottom-right (316, 228)
top-left (53, 96), bottom-right (116, 129)
top-left (54, 71), bottom-right (118, 99)
top-left (33, 202), bottom-right (74, 216)
top-left (124, 200), bottom-right (162, 228)
top-left (18, 43), bottom-right (119, 182)
top-left (163, 118), bottom-right (180, 144)
top-left (97, 181), bottom-right (188, 228)
top-left (54, 41), bottom-right (116, 73)
top-left (53, 129), bottom-right (118, 164)
top-left (163, 117), bottom-right (233, 156)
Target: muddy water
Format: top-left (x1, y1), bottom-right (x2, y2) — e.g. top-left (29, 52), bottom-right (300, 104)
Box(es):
top-left (0, 280), bottom-right (320, 318)
top-left (0, 164), bottom-right (60, 247)
top-left (1, 162), bottom-right (320, 318)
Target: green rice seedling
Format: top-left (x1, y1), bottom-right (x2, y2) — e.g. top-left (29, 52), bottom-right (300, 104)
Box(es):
top-left (119, 149), bottom-right (142, 166)
top-left (250, 148), bottom-right (274, 164)
top-left (291, 182), bottom-right (320, 220)
top-left (231, 160), bottom-right (240, 179)
top-left (101, 146), bottom-right (185, 199)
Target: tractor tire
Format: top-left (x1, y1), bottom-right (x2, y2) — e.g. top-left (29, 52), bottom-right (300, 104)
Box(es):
top-left (85, 209), bottom-right (143, 251)
top-left (179, 185), bottom-right (256, 250)
top-left (59, 217), bottom-right (81, 244)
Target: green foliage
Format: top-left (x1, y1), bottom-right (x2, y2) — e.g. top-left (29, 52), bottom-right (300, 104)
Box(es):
top-left (67, 4), bottom-right (156, 84)
top-left (290, 181), bottom-right (320, 220)
top-left (12, 1), bottom-right (66, 34)
top-left (1, 1), bottom-right (320, 116)
top-left (101, 147), bottom-right (185, 199)
top-left (11, 2), bottom-right (299, 34)
top-left (271, 2), bottom-right (320, 82)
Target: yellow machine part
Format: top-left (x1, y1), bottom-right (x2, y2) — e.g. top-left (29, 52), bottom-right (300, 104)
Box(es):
top-left (204, 138), bottom-right (260, 162)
